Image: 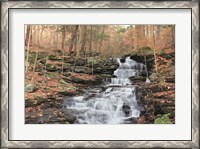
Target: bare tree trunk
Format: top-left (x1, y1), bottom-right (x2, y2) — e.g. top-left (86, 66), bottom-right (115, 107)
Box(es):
top-left (171, 25), bottom-right (175, 48)
top-left (36, 25), bottom-right (40, 46)
top-left (25, 25), bottom-right (32, 72)
top-left (53, 25), bottom-right (57, 49)
top-left (39, 26), bottom-right (43, 47)
top-left (80, 26), bottom-right (87, 56)
top-left (69, 25), bottom-right (79, 56)
top-left (145, 25), bottom-right (148, 46)
top-left (62, 26), bottom-right (66, 51)
top-left (153, 25), bottom-right (158, 73)
top-left (31, 51), bottom-right (38, 82)
top-left (25, 25), bottom-right (31, 46)
top-left (61, 26), bottom-right (66, 75)
top-left (89, 25), bottom-right (93, 54)
top-left (131, 27), bottom-right (134, 50)
top-left (136, 26), bottom-right (139, 50)
top-left (33, 25), bottom-right (36, 46)
top-left (74, 31), bottom-right (78, 56)
top-left (98, 26), bottom-right (105, 53)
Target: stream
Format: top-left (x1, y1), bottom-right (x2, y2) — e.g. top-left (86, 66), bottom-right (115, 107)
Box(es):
top-left (63, 57), bottom-right (149, 124)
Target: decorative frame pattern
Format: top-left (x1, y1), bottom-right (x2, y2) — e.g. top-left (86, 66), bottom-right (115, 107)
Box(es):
top-left (1, 1), bottom-right (199, 148)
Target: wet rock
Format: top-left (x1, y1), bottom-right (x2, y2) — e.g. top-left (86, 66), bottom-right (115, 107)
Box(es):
top-left (120, 58), bottom-right (126, 63)
top-left (62, 109), bottom-right (77, 123)
top-left (57, 91), bottom-right (77, 96)
top-left (122, 103), bottom-right (131, 116)
top-left (129, 76), bottom-right (146, 82)
top-left (83, 93), bottom-right (97, 101)
top-left (97, 74), bottom-right (116, 79)
top-left (93, 65), bottom-right (118, 74)
top-left (129, 54), bottom-right (154, 74)
top-left (90, 59), bottom-right (119, 75)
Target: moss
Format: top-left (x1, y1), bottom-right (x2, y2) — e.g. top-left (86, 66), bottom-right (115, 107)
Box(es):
top-left (87, 58), bottom-right (97, 65)
top-left (154, 113), bottom-right (172, 124)
top-left (25, 52), bottom-right (48, 64)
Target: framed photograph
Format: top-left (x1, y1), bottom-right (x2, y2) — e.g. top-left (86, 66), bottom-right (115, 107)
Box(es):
top-left (1, 1), bottom-right (199, 148)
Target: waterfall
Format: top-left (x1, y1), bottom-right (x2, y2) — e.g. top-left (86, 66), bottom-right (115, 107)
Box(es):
top-left (63, 57), bottom-right (148, 124)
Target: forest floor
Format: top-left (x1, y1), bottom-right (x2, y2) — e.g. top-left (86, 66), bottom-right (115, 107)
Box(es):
top-left (25, 50), bottom-right (175, 124)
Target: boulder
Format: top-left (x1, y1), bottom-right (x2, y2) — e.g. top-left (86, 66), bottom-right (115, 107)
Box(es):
top-left (25, 84), bottom-right (38, 93)
top-left (74, 66), bottom-right (92, 74)
top-left (25, 98), bottom-right (38, 107)
top-left (64, 56), bottom-right (75, 64)
top-left (46, 63), bottom-right (59, 72)
top-left (57, 91), bottom-right (77, 96)
top-left (129, 76), bottom-right (146, 82)
top-left (122, 103), bottom-right (131, 116)
top-left (59, 63), bottom-right (73, 72)
top-left (62, 109), bottom-right (77, 123)
top-left (48, 54), bottom-right (62, 61)
top-left (76, 58), bottom-right (87, 66)
top-left (120, 58), bottom-right (126, 63)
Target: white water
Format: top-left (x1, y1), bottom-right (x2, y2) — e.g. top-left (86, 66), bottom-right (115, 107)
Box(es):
top-left (63, 57), bottom-right (148, 124)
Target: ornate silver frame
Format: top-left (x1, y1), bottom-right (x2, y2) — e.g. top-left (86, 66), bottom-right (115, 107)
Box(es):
top-left (1, 1), bottom-right (199, 148)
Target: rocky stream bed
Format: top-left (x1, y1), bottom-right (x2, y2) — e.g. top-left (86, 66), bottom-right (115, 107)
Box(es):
top-left (25, 51), bottom-right (175, 124)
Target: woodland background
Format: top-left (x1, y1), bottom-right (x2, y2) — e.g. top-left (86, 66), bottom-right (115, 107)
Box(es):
top-left (25, 25), bottom-right (175, 124)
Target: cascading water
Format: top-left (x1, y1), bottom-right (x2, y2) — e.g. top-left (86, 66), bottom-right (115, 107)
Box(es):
top-left (63, 57), bottom-right (148, 124)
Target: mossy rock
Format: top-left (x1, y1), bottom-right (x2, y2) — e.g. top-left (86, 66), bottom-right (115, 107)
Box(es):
top-left (46, 72), bottom-right (59, 78)
top-left (48, 54), bottom-right (62, 61)
top-left (26, 52), bottom-right (48, 64)
top-left (76, 58), bottom-right (87, 66)
top-left (74, 66), bottom-right (92, 74)
top-left (35, 96), bottom-right (46, 104)
top-left (97, 74), bottom-right (115, 79)
top-left (46, 63), bottom-right (58, 72)
top-left (87, 58), bottom-right (97, 65)
top-left (25, 84), bottom-right (38, 93)
top-left (25, 98), bottom-right (38, 107)
top-left (63, 56), bottom-right (75, 64)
